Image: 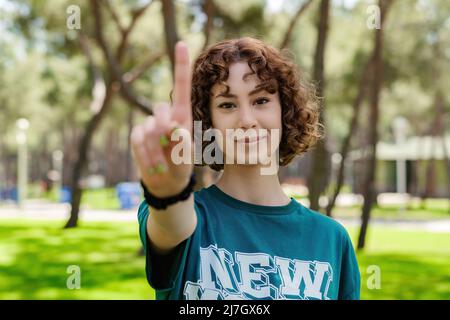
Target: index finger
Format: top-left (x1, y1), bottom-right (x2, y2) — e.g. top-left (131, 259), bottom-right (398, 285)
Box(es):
top-left (172, 41), bottom-right (192, 129)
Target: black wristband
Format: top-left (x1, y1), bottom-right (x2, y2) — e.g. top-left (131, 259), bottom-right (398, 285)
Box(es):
top-left (140, 173), bottom-right (196, 210)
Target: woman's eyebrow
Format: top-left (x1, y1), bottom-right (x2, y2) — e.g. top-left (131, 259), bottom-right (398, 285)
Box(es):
top-left (215, 86), bottom-right (268, 98)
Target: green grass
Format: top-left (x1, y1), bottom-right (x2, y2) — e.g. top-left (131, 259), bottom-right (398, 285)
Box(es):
top-left (349, 227), bottom-right (450, 299)
top-left (0, 219), bottom-right (449, 300)
top-left (80, 188), bottom-right (121, 210)
top-left (0, 219), bottom-right (151, 299)
top-left (43, 188), bottom-right (121, 210)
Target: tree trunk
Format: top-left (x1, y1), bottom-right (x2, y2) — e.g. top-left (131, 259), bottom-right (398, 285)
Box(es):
top-left (64, 85), bottom-right (115, 228)
top-left (202, 0), bottom-right (214, 50)
top-left (441, 133), bottom-right (450, 213)
top-left (326, 61), bottom-right (373, 217)
top-left (105, 127), bottom-right (119, 185)
top-left (420, 91), bottom-right (444, 207)
top-left (161, 0), bottom-right (179, 74)
top-left (422, 157), bottom-right (436, 200)
top-left (357, 0), bottom-right (393, 250)
top-left (65, 0), bottom-right (154, 228)
top-left (433, 91), bottom-right (450, 211)
top-left (308, 0), bottom-right (330, 212)
top-left (126, 108), bottom-right (135, 181)
top-left (279, 0), bottom-right (315, 49)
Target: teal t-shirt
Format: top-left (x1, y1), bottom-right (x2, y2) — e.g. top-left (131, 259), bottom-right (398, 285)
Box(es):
top-left (138, 184), bottom-right (361, 300)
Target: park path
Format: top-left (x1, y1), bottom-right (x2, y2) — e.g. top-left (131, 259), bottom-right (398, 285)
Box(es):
top-left (1, 200), bottom-right (450, 233)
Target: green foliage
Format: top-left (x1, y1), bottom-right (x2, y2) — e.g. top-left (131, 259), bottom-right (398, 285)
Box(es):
top-left (1, 0), bottom-right (449, 189)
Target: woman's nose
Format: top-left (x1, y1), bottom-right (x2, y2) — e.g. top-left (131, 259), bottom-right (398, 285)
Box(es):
top-left (237, 104), bottom-right (258, 129)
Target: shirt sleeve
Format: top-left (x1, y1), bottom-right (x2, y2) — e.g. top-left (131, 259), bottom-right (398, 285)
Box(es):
top-left (137, 200), bottom-right (192, 293)
top-left (338, 230), bottom-right (361, 300)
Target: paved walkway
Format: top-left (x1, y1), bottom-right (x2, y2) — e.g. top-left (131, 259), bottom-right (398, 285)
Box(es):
top-left (0, 200), bottom-right (136, 222)
top-left (1, 200), bottom-right (450, 233)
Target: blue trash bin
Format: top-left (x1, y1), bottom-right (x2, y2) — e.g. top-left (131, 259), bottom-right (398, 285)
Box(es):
top-left (0, 187), bottom-right (18, 202)
top-left (60, 186), bottom-right (72, 203)
top-left (11, 187), bottom-right (18, 202)
top-left (116, 182), bottom-right (142, 209)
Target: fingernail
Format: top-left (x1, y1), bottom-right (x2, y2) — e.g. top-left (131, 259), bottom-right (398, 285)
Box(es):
top-left (171, 126), bottom-right (180, 135)
top-left (155, 163), bottom-right (167, 174)
top-left (159, 134), bottom-right (169, 147)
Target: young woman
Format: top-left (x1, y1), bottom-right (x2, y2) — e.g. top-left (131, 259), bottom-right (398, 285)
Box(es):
top-left (131, 37), bottom-right (361, 300)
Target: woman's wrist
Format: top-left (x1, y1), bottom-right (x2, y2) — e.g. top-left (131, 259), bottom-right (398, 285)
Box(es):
top-left (140, 173), bottom-right (196, 210)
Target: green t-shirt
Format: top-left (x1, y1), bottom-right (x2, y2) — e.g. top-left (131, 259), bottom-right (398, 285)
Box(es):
top-left (138, 184), bottom-right (361, 300)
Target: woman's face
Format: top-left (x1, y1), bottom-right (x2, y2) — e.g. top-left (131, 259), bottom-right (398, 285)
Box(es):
top-left (209, 62), bottom-right (282, 166)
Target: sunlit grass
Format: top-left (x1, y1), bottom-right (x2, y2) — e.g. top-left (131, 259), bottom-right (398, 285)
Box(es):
top-left (42, 188), bottom-right (121, 210)
top-left (0, 219), bottom-right (449, 300)
top-left (0, 219), bottom-right (152, 300)
top-left (348, 227), bottom-right (450, 299)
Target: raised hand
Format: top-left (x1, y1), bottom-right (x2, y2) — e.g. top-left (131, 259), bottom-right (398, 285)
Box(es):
top-left (130, 41), bottom-right (193, 198)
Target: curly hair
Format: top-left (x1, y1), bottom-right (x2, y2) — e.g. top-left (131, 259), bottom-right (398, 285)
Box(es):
top-left (191, 37), bottom-right (323, 171)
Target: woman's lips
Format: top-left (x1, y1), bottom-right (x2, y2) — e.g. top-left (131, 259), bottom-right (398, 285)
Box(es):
top-left (235, 135), bottom-right (267, 144)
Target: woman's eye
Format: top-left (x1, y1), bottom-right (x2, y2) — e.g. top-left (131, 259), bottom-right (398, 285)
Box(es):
top-left (254, 98), bottom-right (269, 105)
top-left (218, 103), bottom-right (235, 109)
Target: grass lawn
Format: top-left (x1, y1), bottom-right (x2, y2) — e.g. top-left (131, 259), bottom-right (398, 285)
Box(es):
top-left (0, 219), bottom-right (150, 300)
top-left (43, 188), bottom-right (121, 210)
top-left (0, 218), bottom-right (449, 300)
top-left (349, 227), bottom-right (450, 299)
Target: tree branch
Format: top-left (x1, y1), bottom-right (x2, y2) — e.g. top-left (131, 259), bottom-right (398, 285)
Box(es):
top-left (325, 59), bottom-right (373, 216)
top-left (202, 0), bottom-right (215, 50)
top-left (104, 0), bottom-right (126, 34)
top-left (279, 0), bottom-right (314, 49)
top-left (91, 0), bottom-right (153, 115)
top-left (78, 33), bottom-right (106, 114)
top-left (161, 0), bottom-right (179, 75)
top-left (116, 1), bottom-right (153, 62)
top-left (123, 50), bottom-right (165, 83)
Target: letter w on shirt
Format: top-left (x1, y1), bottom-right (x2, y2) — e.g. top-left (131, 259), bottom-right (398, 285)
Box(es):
top-left (275, 257), bottom-right (333, 300)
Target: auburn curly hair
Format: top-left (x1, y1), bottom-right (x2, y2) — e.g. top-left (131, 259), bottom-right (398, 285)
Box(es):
top-left (191, 37), bottom-right (323, 171)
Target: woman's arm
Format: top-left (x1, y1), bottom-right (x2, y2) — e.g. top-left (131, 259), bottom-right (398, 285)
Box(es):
top-left (146, 195), bottom-right (196, 255)
top-left (131, 41), bottom-right (196, 256)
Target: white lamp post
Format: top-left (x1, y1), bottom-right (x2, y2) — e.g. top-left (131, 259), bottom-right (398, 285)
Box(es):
top-left (52, 150), bottom-right (64, 201)
top-left (330, 152), bottom-right (343, 187)
top-left (16, 118), bottom-right (29, 208)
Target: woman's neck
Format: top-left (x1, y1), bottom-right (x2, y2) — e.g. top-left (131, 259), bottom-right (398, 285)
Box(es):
top-left (214, 164), bottom-right (291, 206)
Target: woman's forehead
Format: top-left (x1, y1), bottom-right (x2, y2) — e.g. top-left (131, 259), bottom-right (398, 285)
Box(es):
top-left (210, 63), bottom-right (264, 96)
top-left (228, 62), bottom-right (258, 82)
